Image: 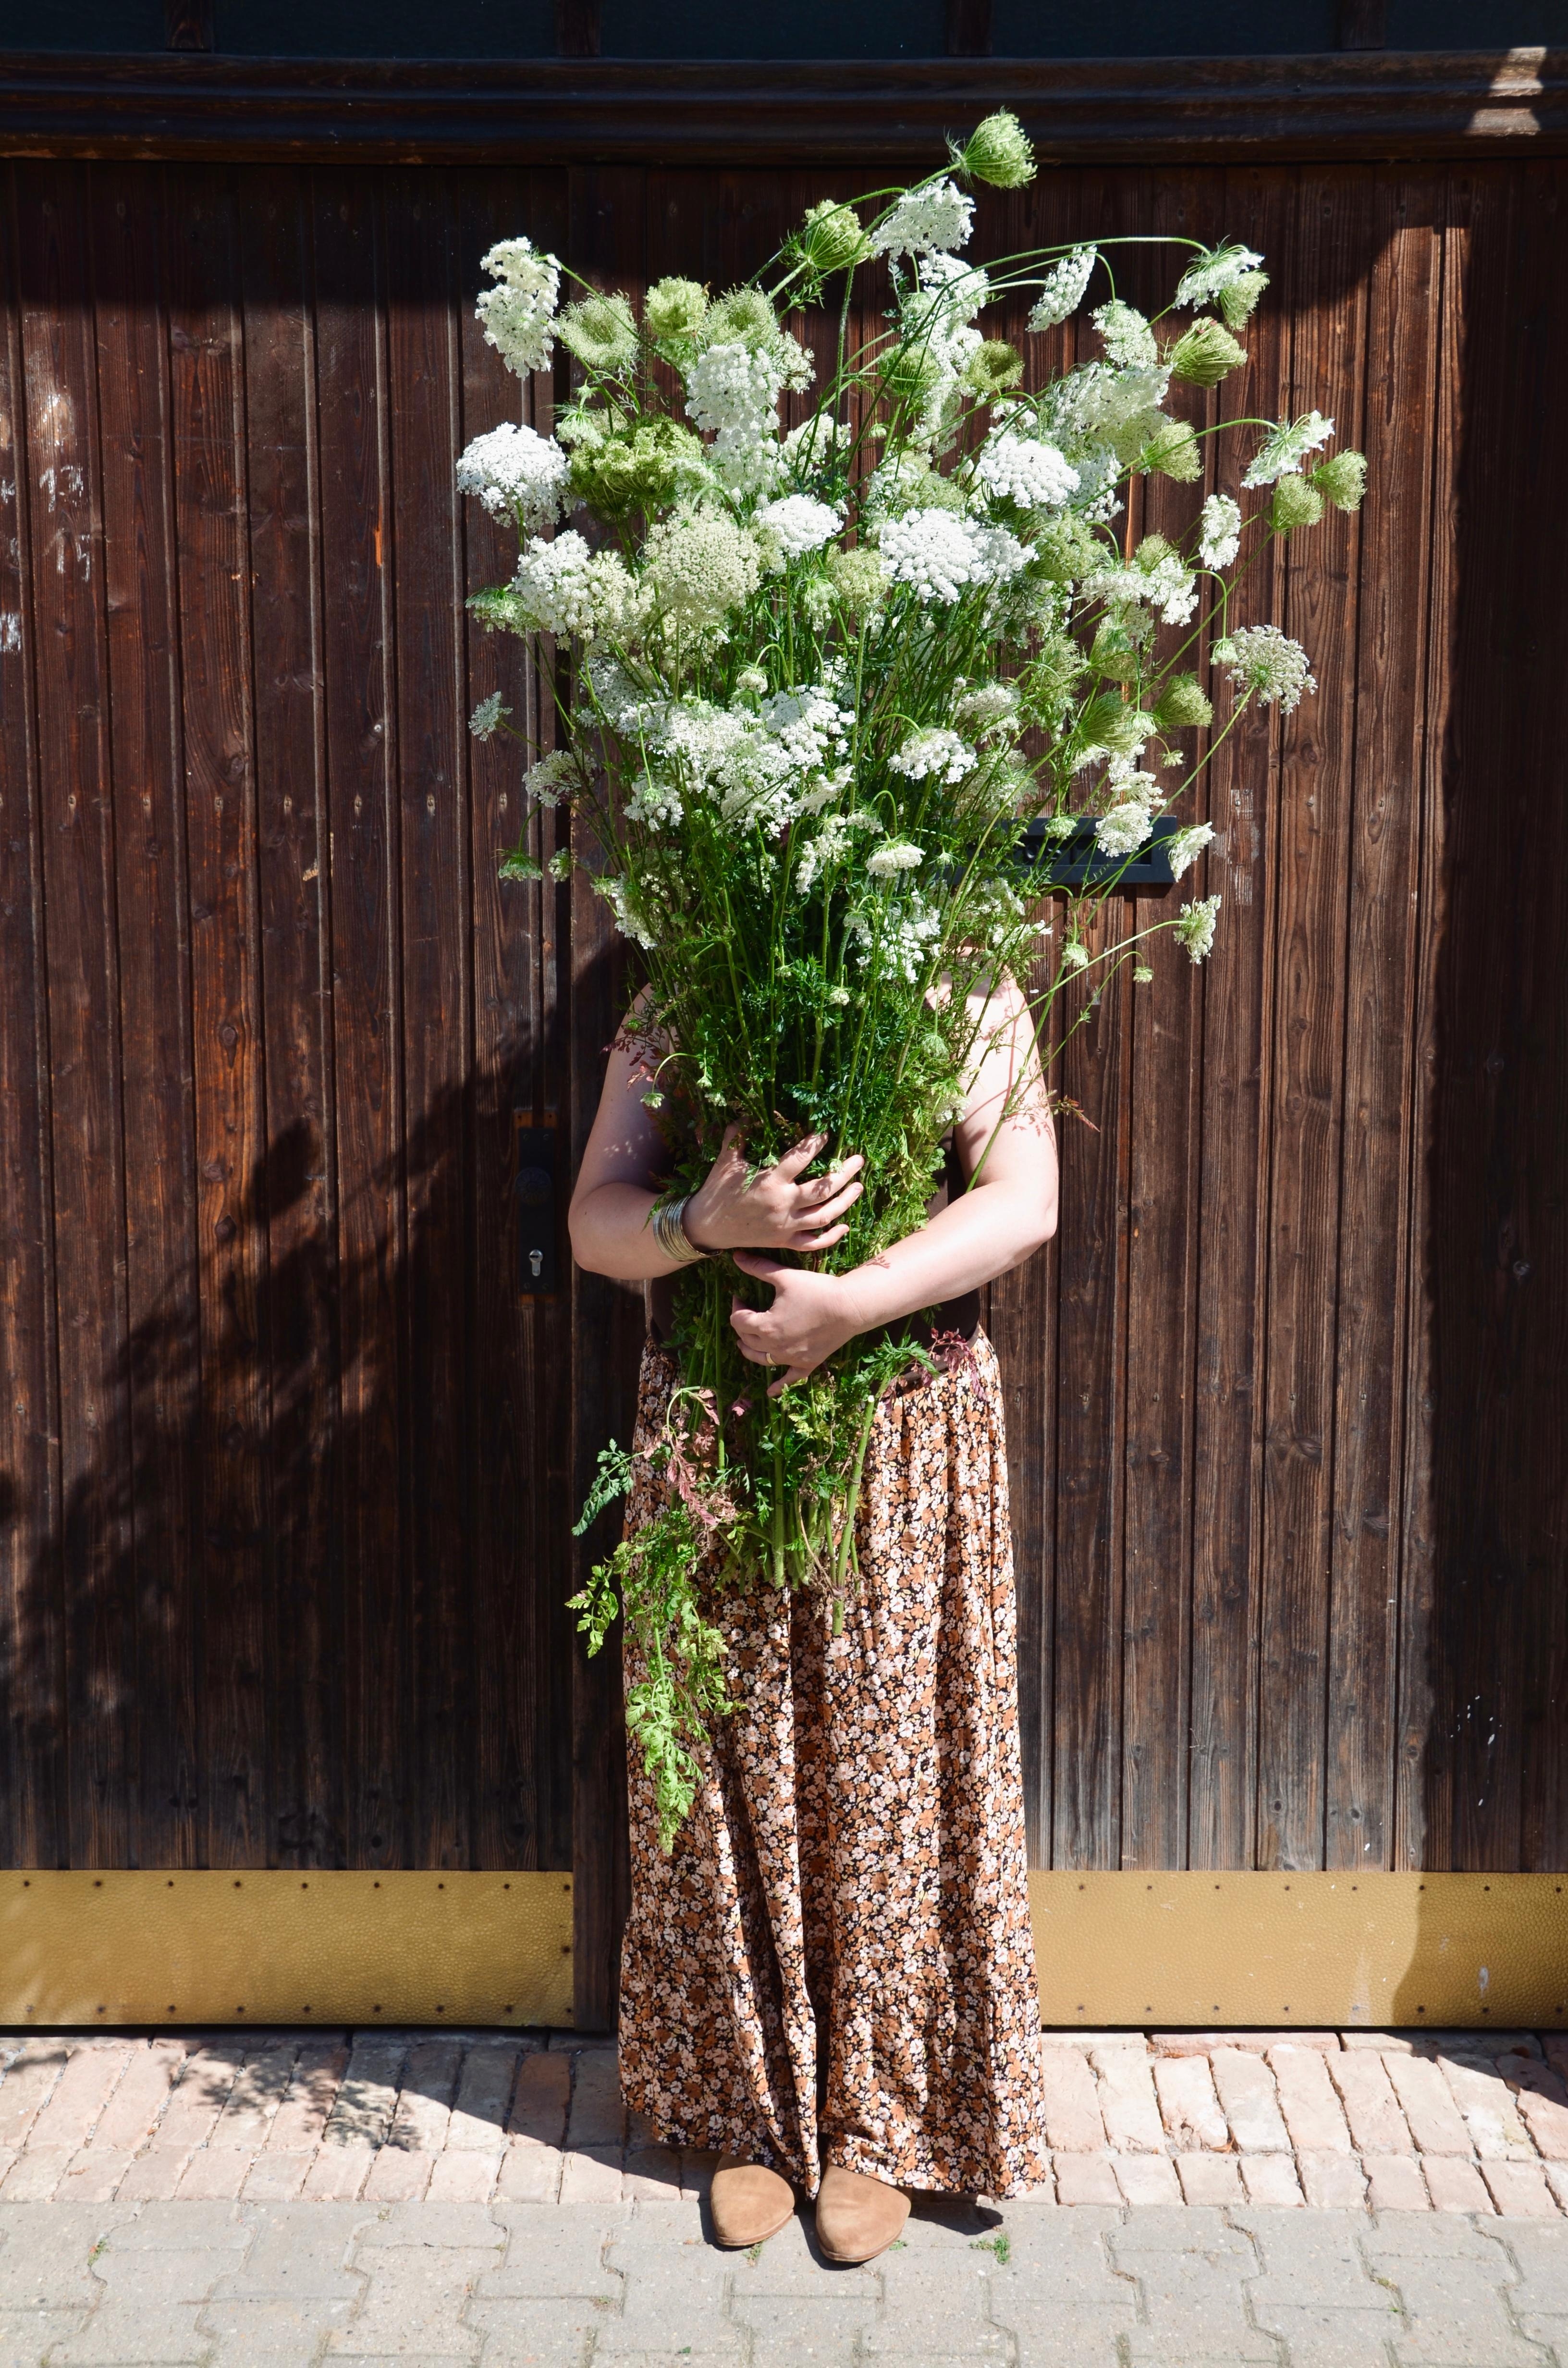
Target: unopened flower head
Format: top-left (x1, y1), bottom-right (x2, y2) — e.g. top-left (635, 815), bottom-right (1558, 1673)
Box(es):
top-left (799, 199), bottom-right (874, 277)
top-left (1027, 246), bottom-right (1097, 332)
top-left (1166, 318), bottom-right (1248, 388)
top-left (643, 276), bottom-right (708, 342)
top-left (512, 532), bottom-right (632, 642)
top-left (1213, 625), bottom-right (1317, 713)
top-left (873, 178), bottom-right (975, 259)
top-left (476, 236), bottom-right (560, 377)
top-left (1060, 940), bottom-right (1090, 974)
top-left (1093, 300), bottom-right (1158, 369)
top-left (975, 430), bottom-right (1078, 512)
top-left (1198, 492), bottom-right (1242, 569)
top-left (1311, 449), bottom-right (1368, 512)
top-left (558, 292), bottom-right (639, 377)
top-left (1175, 892), bottom-right (1221, 962)
top-left (755, 494), bottom-right (844, 561)
top-left (954, 109), bottom-right (1036, 189)
top-left (1243, 410), bottom-right (1335, 488)
top-left (1175, 242), bottom-right (1265, 309)
top-left (456, 422), bottom-right (570, 533)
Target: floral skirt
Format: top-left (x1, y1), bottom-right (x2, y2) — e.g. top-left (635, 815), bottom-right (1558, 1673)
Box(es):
top-left (616, 1329), bottom-right (1050, 2199)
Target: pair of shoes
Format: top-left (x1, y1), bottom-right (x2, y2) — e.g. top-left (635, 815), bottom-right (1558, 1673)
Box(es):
top-left (709, 2153), bottom-right (797, 2247)
top-left (815, 2163), bottom-right (910, 2264)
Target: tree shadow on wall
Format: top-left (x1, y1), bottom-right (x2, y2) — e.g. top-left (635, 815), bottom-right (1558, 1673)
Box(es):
top-left (0, 1087), bottom-right (576, 1876)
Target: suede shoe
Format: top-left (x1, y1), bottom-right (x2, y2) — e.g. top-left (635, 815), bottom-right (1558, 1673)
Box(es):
top-left (814, 2163), bottom-right (910, 2264)
top-left (709, 2155), bottom-right (797, 2247)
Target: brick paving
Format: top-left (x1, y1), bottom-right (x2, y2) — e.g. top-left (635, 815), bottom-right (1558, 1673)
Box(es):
top-left (1, 2030), bottom-right (1568, 2359)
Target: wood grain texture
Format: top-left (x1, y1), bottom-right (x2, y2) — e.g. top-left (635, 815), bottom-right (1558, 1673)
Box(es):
top-left (0, 163), bottom-right (1563, 2020)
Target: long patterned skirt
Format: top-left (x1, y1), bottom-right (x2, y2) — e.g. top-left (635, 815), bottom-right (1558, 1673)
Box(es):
top-left (616, 1329), bottom-right (1051, 2200)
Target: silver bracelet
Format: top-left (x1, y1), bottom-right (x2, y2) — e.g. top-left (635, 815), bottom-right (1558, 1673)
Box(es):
top-left (651, 1194), bottom-right (710, 1266)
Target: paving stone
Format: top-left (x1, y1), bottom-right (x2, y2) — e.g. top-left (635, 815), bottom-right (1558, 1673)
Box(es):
top-left (384, 2041), bottom-right (462, 2157)
top-left (1438, 2055), bottom-right (1534, 2159)
top-left (599, 2219), bottom-right (736, 2357)
top-left (90, 2044), bottom-right (193, 2154)
top-left (321, 2044), bottom-right (410, 2152)
top-left (559, 2148), bottom-right (625, 2205)
top-left (1241, 2153), bottom-right (1304, 2206)
top-left (1299, 2154), bottom-right (1370, 2209)
top-left (1115, 2154), bottom-right (1183, 2205)
top-left (1110, 2224), bottom-right (1274, 2366)
top-left (428, 2149), bottom-right (502, 2202)
top-left (1380, 2054), bottom-right (1473, 2158)
top-left (1272, 2047), bottom-right (1356, 2155)
top-left (1342, 2034), bottom-right (1418, 2052)
top-left (483, 2202), bottom-right (626, 2299)
top-left (55, 2150), bottom-right (134, 2203)
top-left (214, 2202), bottom-right (377, 2299)
top-left (0, 2306), bottom-right (94, 2361)
top-left (496, 2144), bottom-right (564, 2203)
top-left (1331, 2056), bottom-right (1416, 2157)
top-left (1503, 2220), bottom-right (1568, 2315)
top-left (1244, 2305), bottom-right (1400, 2366)
top-left (1038, 2049), bottom-right (1105, 2153)
top-left (21, 2044), bottom-right (135, 2156)
top-left (1053, 2155), bottom-right (1119, 2206)
top-left (729, 2209), bottom-right (872, 2296)
top-left (1213, 2050), bottom-right (1292, 2154)
top-left (1174, 2153), bottom-right (1244, 2206)
top-left (240, 2151), bottom-right (313, 2201)
top-left (116, 2151), bottom-right (195, 2202)
top-left (460, 2293), bottom-right (605, 2366)
top-left (355, 2202), bottom-right (503, 2252)
top-left (1091, 2048), bottom-right (1164, 2153)
top-left (1236, 2207), bottom-right (1389, 2304)
top-left (1363, 2157), bottom-right (1430, 2212)
top-left (92, 2247), bottom-right (235, 2305)
top-left (304, 2143), bottom-right (375, 2201)
top-left (197, 2294), bottom-right (357, 2358)
top-left (264, 2042), bottom-right (350, 2152)
top-left (1155, 2055), bottom-right (1229, 2151)
top-left (329, 2245), bottom-right (498, 2356)
top-left (1546, 2164), bottom-right (1568, 2214)
top-left (51, 2301), bottom-right (212, 2363)
top-left (622, 2148), bottom-right (682, 2201)
top-left (363, 2146), bottom-right (433, 2203)
top-left (0, 2146), bottom-right (73, 2200)
top-left (1361, 2215), bottom-right (1506, 2260)
top-left (565, 2054), bottom-right (625, 2152)
top-left (446, 2045), bottom-right (523, 2152)
top-left (1421, 2158), bottom-right (1494, 2213)
top-left (863, 2248), bottom-right (1009, 2360)
top-left (0, 2224), bottom-right (103, 2309)
top-left (1153, 2031), bottom-right (1341, 2055)
top-left (1480, 2161), bottom-right (1559, 2217)
top-left (207, 2047), bottom-right (295, 2152)
top-left (729, 2290), bottom-right (875, 2367)
top-left (0, 2043), bottom-right (71, 2151)
top-left (174, 2149), bottom-right (257, 2202)
top-left (1373, 2257), bottom-right (1544, 2367)
top-left (680, 2150), bottom-right (720, 2202)
top-left (1513, 2067), bottom-right (1568, 2164)
top-left (509, 2056), bottom-right (571, 2150)
top-left (149, 2049), bottom-right (245, 2156)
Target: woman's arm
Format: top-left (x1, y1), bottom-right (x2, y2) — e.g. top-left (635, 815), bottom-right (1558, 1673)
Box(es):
top-left (730, 978), bottom-right (1056, 1388)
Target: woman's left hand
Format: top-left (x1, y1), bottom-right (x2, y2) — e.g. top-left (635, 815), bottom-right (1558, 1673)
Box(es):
top-left (728, 1252), bottom-right (864, 1393)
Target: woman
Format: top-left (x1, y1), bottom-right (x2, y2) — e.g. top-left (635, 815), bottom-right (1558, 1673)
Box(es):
top-left (568, 974), bottom-right (1057, 2262)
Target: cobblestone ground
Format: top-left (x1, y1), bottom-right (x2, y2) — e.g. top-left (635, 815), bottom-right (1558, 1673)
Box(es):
top-left (2, 2028), bottom-right (1568, 2362)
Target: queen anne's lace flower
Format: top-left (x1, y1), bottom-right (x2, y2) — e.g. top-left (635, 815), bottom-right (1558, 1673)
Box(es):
top-left (866, 841), bottom-right (924, 877)
top-left (524, 749), bottom-right (583, 807)
top-left (1087, 552), bottom-right (1198, 627)
top-left (1028, 246), bottom-right (1097, 331)
top-left (1213, 625), bottom-right (1317, 712)
top-left (456, 422), bottom-right (569, 533)
top-left (1175, 242), bottom-right (1264, 309)
top-left (953, 682), bottom-right (1018, 737)
top-left (1093, 300), bottom-right (1158, 368)
top-left (879, 508), bottom-right (1026, 603)
top-left (1198, 493), bottom-right (1242, 569)
top-left (1094, 802), bottom-right (1154, 857)
top-left (1243, 410), bottom-right (1335, 488)
top-left (755, 494), bottom-right (843, 561)
top-left (890, 727), bottom-right (973, 784)
top-left (1168, 820), bottom-right (1215, 879)
top-left (512, 532), bottom-right (631, 641)
top-left (475, 237), bottom-right (560, 377)
top-left (683, 341), bottom-right (784, 493)
top-left (975, 431), bottom-right (1079, 511)
top-left (1175, 892), bottom-right (1221, 962)
top-left (469, 692), bottom-right (508, 740)
top-left (596, 872), bottom-right (658, 949)
top-left (873, 178), bottom-right (975, 259)
top-left (645, 512), bottom-right (762, 629)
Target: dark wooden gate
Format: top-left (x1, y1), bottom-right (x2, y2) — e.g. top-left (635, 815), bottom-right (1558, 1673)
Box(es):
top-left (2, 102), bottom-right (1565, 2022)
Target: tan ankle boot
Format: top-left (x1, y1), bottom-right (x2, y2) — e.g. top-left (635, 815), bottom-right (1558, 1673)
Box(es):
top-left (709, 2154), bottom-right (797, 2247)
top-left (814, 2163), bottom-right (910, 2264)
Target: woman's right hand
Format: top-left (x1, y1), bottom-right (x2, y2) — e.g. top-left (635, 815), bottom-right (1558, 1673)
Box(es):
top-left (684, 1126), bottom-right (864, 1257)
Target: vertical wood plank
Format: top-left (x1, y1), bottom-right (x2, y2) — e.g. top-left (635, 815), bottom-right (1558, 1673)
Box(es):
top-left (1323, 173), bottom-right (1439, 1874)
top-left (166, 170), bottom-right (270, 1868)
top-left (239, 165), bottom-right (343, 1868)
top-left (0, 165), bottom-right (66, 1869)
top-left (1253, 171), bottom-right (1369, 1873)
top-left (15, 162), bottom-right (136, 1869)
top-left (312, 169), bottom-right (406, 1869)
top-left (92, 162), bottom-right (203, 1869)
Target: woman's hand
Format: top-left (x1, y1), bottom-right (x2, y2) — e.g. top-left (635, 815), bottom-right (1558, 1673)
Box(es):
top-left (728, 1253), bottom-right (866, 1392)
top-left (685, 1126), bottom-right (864, 1256)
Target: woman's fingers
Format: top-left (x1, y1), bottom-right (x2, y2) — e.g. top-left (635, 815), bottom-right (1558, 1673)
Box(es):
top-left (730, 1249), bottom-right (785, 1282)
top-left (804, 1152), bottom-right (864, 1201)
top-left (786, 1221), bottom-right (849, 1252)
top-left (795, 1176), bottom-right (863, 1232)
top-left (772, 1132), bottom-right (828, 1183)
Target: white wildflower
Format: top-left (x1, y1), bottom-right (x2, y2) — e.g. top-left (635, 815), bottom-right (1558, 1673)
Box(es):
top-left (793, 808), bottom-right (878, 894)
top-left (952, 682), bottom-right (1018, 738)
top-left (512, 531), bottom-right (631, 641)
top-left (866, 840), bottom-right (924, 877)
top-left (1175, 892), bottom-right (1221, 962)
top-left (1243, 410), bottom-right (1335, 488)
top-left (890, 727), bottom-right (974, 785)
top-left (1198, 492), bottom-right (1242, 569)
top-left (595, 872), bottom-right (658, 949)
top-left (625, 771), bottom-right (684, 828)
top-left (1093, 300), bottom-right (1158, 368)
top-left (826, 984), bottom-right (851, 1005)
top-left (1213, 625), bottom-right (1317, 712)
top-left (879, 507), bottom-right (1026, 603)
top-left (547, 847), bottom-right (572, 880)
top-left (524, 749), bottom-right (582, 807)
top-left (1087, 552), bottom-right (1198, 627)
top-left (456, 421), bottom-right (569, 533)
top-left (684, 341), bottom-right (784, 493)
top-left (1028, 246), bottom-right (1097, 331)
top-left (1060, 941), bottom-right (1090, 974)
top-left (475, 236), bottom-right (561, 377)
top-left (1095, 803), bottom-right (1154, 857)
top-left (754, 493), bottom-right (843, 561)
top-left (645, 511), bottom-right (762, 629)
top-left (469, 692), bottom-right (509, 740)
top-left (1167, 820), bottom-right (1214, 879)
top-left (975, 430), bottom-right (1079, 511)
top-left (847, 891), bottom-right (943, 983)
top-left (781, 412), bottom-right (851, 473)
top-left (1175, 242), bottom-right (1264, 309)
top-left (1104, 758), bottom-right (1162, 807)
top-left (873, 178), bottom-right (975, 258)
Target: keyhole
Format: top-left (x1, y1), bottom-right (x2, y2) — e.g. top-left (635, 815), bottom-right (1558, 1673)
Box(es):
top-left (529, 1249), bottom-right (543, 1278)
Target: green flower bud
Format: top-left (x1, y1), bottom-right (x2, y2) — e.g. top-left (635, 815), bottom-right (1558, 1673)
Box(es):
top-left (1217, 268), bottom-right (1269, 329)
top-left (570, 418), bottom-right (706, 522)
top-left (1089, 623), bottom-right (1140, 683)
top-left (1154, 673), bottom-right (1214, 732)
top-left (1311, 449), bottom-right (1368, 511)
top-left (1271, 474), bottom-right (1324, 531)
top-left (643, 275), bottom-right (708, 342)
top-left (704, 287), bottom-right (779, 353)
top-left (466, 585), bottom-right (531, 636)
top-left (1166, 318), bottom-right (1249, 388)
top-left (880, 344), bottom-right (943, 410)
top-left (954, 108), bottom-right (1037, 189)
top-left (497, 848), bottom-right (543, 882)
top-left (825, 544), bottom-right (889, 613)
top-left (1142, 418), bottom-right (1202, 482)
top-left (963, 338), bottom-right (1025, 397)
top-left (798, 199), bottom-right (873, 277)
top-left (1080, 690), bottom-right (1150, 758)
top-left (558, 291), bottom-right (639, 376)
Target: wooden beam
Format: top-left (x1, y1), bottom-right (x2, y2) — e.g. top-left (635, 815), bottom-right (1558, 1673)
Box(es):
top-left (1338, 0), bottom-right (1388, 47)
top-left (947, 0), bottom-right (993, 57)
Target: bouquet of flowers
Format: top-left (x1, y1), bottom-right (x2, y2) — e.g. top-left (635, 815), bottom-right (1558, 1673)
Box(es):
top-left (457, 112), bottom-right (1366, 1843)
